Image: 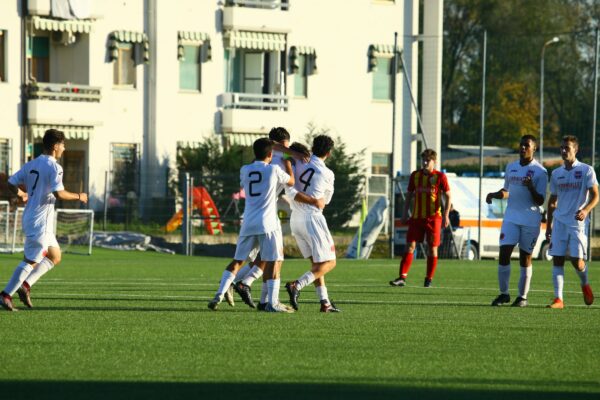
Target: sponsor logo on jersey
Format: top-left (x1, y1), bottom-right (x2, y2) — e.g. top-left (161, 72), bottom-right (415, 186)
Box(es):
top-left (526, 170), bottom-right (534, 177)
top-left (575, 170), bottom-right (582, 179)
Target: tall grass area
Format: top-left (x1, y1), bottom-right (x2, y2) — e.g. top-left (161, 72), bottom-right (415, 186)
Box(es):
top-left (0, 249), bottom-right (598, 400)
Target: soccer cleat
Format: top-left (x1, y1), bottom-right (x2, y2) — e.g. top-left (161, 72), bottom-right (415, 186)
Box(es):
top-left (235, 282), bottom-right (256, 309)
top-left (207, 296), bottom-right (221, 311)
top-left (547, 298), bottom-right (564, 309)
top-left (0, 292), bottom-right (16, 312)
top-left (389, 277), bottom-right (406, 287)
top-left (224, 284), bottom-right (235, 307)
top-left (511, 296), bottom-right (528, 307)
top-left (285, 281), bottom-right (300, 310)
top-left (491, 293), bottom-right (511, 306)
top-left (424, 278), bottom-right (432, 288)
top-left (17, 285), bottom-right (33, 308)
top-left (320, 300), bottom-right (341, 313)
top-left (257, 302), bottom-right (267, 312)
top-left (582, 284), bottom-right (594, 306)
top-left (265, 302), bottom-right (295, 313)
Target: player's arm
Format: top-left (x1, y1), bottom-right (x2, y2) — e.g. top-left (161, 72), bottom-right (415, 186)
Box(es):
top-left (284, 159), bottom-right (294, 186)
top-left (524, 176), bottom-right (545, 206)
top-left (7, 182), bottom-right (28, 202)
top-left (442, 190), bottom-right (452, 228)
top-left (294, 192), bottom-right (325, 210)
top-left (273, 142), bottom-right (310, 162)
top-left (546, 193), bottom-right (557, 240)
top-left (576, 185), bottom-right (599, 221)
top-left (54, 190), bottom-right (88, 204)
top-left (485, 188), bottom-right (508, 204)
top-left (401, 191), bottom-right (413, 224)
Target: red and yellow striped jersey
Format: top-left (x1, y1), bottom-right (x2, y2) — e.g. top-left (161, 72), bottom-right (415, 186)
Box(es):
top-left (407, 169), bottom-right (450, 219)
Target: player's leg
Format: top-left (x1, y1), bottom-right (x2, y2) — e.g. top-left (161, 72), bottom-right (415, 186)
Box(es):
top-left (547, 221), bottom-right (567, 309)
top-left (568, 226), bottom-right (593, 306)
top-left (314, 276), bottom-right (340, 312)
top-left (391, 219), bottom-right (422, 286)
top-left (262, 231), bottom-right (292, 312)
top-left (512, 225), bottom-right (539, 307)
top-left (423, 217), bottom-right (442, 287)
top-left (258, 269), bottom-right (269, 311)
top-left (492, 221), bottom-right (518, 306)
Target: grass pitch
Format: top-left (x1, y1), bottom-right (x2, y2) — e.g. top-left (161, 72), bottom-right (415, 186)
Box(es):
top-left (0, 249), bottom-right (598, 399)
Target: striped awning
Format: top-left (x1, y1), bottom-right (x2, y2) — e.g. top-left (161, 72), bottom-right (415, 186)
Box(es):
top-left (31, 16), bottom-right (93, 34)
top-left (224, 133), bottom-right (267, 147)
top-left (224, 31), bottom-right (286, 51)
top-left (178, 31), bottom-right (210, 43)
top-left (294, 46), bottom-right (315, 55)
top-left (30, 125), bottom-right (92, 140)
top-left (176, 140), bottom-right (202, 149)
top-left (108, 30), bottom-right (149, 63)
top-left (371, 44), bottom-right (401, 56)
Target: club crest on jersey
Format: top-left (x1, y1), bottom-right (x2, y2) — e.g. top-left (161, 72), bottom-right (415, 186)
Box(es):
top-left (526, 170), bottom-right (534, 178)
top-left (575, 170), bottom-right (582, 179)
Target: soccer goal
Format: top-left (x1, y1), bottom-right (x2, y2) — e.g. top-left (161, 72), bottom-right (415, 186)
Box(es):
top-left (0, 201), bottom-right (10, 252)
top-left (11, 208), bottom-right (94, 255)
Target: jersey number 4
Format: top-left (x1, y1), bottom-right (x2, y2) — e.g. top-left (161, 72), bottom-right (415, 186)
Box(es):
top-left (29, 170), bottom-right (40, 196)
top-left (299, 168), bottom-right (315, 192)
top-left (249, 171), bottom-right (262, 197)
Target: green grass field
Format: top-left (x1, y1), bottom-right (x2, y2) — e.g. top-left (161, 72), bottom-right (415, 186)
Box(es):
top-left (0, 249), bottom-right (598, 400)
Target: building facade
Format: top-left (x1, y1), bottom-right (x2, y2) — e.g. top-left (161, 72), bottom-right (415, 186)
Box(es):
top-left (0, 0), bottom-right (443, 217)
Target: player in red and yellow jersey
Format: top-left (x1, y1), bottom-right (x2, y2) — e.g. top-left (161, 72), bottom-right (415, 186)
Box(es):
top-left (390, 149), bottom-right (451, 288)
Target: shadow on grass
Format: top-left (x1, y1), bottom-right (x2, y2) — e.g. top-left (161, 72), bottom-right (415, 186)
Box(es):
top-left (0, 380), bottom-right (598, 400)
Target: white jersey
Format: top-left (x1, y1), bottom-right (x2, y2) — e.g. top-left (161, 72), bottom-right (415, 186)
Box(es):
top-left (271, 150), bottom-right (289, 194)
top-left (502, 159), bottom-right (547, 227)
top-left (290, 155), bottom-right (334, 215)
top-left (8, 155), bottom-right (64, 236)
top-left (239, 160), bottom-right (290, 236)
top-left (550, 159), bottom-right (598, 228)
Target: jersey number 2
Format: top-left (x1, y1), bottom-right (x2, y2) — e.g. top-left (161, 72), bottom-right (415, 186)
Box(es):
top-left (299, 168), bottom-right (315, 192)
top-left (249, 171), bottom-right (262, 197)
top-left (29, 170), bottom-right (40, 196)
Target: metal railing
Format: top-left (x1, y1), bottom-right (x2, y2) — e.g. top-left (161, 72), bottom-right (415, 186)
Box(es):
top-left (223, 92), bottom-right (289, 111)
top-left (226, 0), bottom-right (289, 10)
top-left (27, 82), bottom-right (102, 102)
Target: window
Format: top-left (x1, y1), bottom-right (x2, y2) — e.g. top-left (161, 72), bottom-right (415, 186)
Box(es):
top-left (32, 36), bottom-right (50, 83)
top-left (294, 54), bottom-right (307, 97)
top-left (372, 57), bottom-right (392, 100)
top-left (111, 143), bottom-right (139, 197)
top-left (228, 48), bottom-right (282, 94)
top-left (113, 43), bottom-right (136, 87)
top-left (179, 45), bottom-right (201, 91)
top-left (371, 153), bottom-right (390, 175)
top-left (0, 30), bottom-right (5, 82)
top-left (0, 138), bottom-right (10, 175)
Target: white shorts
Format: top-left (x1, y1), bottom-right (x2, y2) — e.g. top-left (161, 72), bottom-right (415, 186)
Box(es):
top-left (499, 221), bottom-right (540, 254)
top-left (290, 212), bottom-right (336, 263)
top-left (549, 220), bottom-right (588, 260)
top-left (24, 233), bottom-right (59, 263)
top-left (233, 230), bottom-right (284, 262)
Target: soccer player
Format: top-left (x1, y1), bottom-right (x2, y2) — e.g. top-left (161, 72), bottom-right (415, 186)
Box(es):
top-left (208, 138), bottom-right (321, 312)
top-left (486, 135), bottom-right (547, 307)
top-left (0, 129), bottom-right (88, 311)
top-left (285, 137), bottom-right (340, 312)
top-left (546, 135), bottom-right (598, 309)
top-left (389, 149), bottom-right (451, 288)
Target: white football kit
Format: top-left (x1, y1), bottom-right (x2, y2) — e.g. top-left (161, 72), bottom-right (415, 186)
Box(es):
top-left (8, 155), bottom-right (64, 262)
top-left (289, 155), bottom-right (336, 262)
top-left (549, 160), bottom-right (598, 259)
top-left (499, 159), bottom-right (547, 253)
top-left (234, 161), bottom-right (290, 262)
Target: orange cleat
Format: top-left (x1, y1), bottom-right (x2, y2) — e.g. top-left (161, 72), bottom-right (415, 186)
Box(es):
top-left (582, 284), bottom-right (594, 306)
top-left (547, 298), bottom-right (564, 309)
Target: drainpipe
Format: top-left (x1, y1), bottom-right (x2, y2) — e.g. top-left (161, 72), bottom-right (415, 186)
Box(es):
top-left (20, 0), bottom-right (28, 164)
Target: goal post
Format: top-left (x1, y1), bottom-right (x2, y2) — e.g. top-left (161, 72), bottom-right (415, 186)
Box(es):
top-left (0, 201), bottom-right (10, 251)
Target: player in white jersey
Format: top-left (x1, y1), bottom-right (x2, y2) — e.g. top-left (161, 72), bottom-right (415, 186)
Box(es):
top-left (208, 138), bottom-right (322, 313)
top-left (486, 135), bottom-right (547, 307)
top-left (285, 136), bottom-right (340, 313)
top-left (546, 135), bottom-right (598, 309)
top-left (1, 129), bottom-right (88, 311)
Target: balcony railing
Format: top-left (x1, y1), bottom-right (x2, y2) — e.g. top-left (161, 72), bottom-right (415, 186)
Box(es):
top-left (223, 92), bottom-right (288, 111)
top-left (225, 0), bottom-right (289, 11)
top-left (27, 82), bottom-right (102, 103)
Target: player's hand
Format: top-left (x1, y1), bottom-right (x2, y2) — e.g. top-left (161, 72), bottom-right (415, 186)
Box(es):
top-left (523, 176), bottom-right (533, 189)
top-left (20, 192), bottom-right (28, 203)
top-left (443, 215), bottom-right (450, 229)
top-left (575, 209), bottom-right (588, 221)
top-left (315, 197), bottom-right (325, 210)
top-left (485, 193), bottom-right (493, 204)
top-left (79, 193), bottom-right (89, 204)
top-left (545, 228), bottom-right (552, 241)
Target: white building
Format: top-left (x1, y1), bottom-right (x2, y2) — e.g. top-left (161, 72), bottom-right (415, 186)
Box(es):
top-left (0, 0), bottom-right (443, 218)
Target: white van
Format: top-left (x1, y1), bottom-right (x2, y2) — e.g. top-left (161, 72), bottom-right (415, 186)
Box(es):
top-left (394, 176), bottom-right (551, 260)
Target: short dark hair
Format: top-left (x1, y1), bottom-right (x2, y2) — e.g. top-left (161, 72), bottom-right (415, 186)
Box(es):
top-left (253, 138), bottom-right (273, 160)
top-left (562, 135), bottom-right (579, 146)
top-left (268, 127), bottom-right (290, 143)
top-left (312, 135), bottom-right (334, 157)
top-left (43, 129), bottom-right (65, 152)
top-left (521, 134), bottom-right (537, 146)
top-left (421, 148), bottom-right (437, 160)
top-left (290, 141), bottom-right (310, 156)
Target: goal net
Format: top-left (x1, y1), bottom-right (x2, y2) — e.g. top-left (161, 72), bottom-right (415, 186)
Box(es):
top-left (11, 208), bottom-right (94, 255)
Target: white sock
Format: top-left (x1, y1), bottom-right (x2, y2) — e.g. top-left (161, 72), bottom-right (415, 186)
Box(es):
top-left (552, 266), bottom-right (564, 300)
top-left (316, 285), bottom-right (329, 304)
top-left (24, 258), bottom-right (55, 287)
top-left (233, 264), bottom-right (252, 283)
top-left (518, 266), bottom-right (532, 299)
top-left (498, 264), bottom-right (511, 294)
top-left (3, 262), bottom-right (33, 296)
top-left (296, 271), bottom-right (315, 291)
top-left (241, 265), bottom-right (263, 286)
top-left (260, 281), bottom-right (268, 304)
top-left (576, 264), bottom-right (589, 286)
top-left (267, 279), bottom-right (280, 305)
top-left (215, 270), bottom-right (236, 301)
